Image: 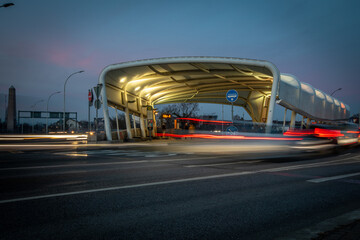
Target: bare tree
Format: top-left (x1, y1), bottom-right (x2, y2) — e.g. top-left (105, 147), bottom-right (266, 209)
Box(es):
top-left (159, 103), bottom-right (199, 118)
top-left (110, 113), bottom-right (126, 129)
top-left (233, 114), bottom-right (243, 121)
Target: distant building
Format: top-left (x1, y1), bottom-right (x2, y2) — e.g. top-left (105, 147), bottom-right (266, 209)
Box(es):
top-left (200, 115), bottom-right (218, 120)
top-left (349, 113), bottom-right (359, 124)
top-left (6, 86), bottom-right (16, 131)
top-left (66, 119), bottom-right (78, 131)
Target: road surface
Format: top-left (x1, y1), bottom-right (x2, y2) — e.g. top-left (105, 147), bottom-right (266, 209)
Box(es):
top-left (0, 143), bottom-right (359, 239)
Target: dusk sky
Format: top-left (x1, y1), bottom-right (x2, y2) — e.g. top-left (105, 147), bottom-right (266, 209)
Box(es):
top-left (0, 0), bottom-right (359, 122)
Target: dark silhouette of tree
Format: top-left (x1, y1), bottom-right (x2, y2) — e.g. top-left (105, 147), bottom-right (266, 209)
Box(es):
top-left (349, 113), bottom-right (359, 124)
top-left (110, 113), bottom-right (127, 129)
top-left (233, 114), bottom-right (244, 121)
top-left (159, 103), bottom-right (199, 118)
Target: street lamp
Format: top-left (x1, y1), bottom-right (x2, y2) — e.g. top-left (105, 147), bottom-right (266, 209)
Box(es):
top-left (31, 99), bottom-right (44, 133)
top-left (31, 99), bottom-right (44, 110)
top-left (63, 70), bottom-right (84, 132)
top-left (330, 88), bottom-right (342, 96)
top-left (46, 91), bottom-right (61, 134)
top-left (0, 3), bottom-right (14, 8)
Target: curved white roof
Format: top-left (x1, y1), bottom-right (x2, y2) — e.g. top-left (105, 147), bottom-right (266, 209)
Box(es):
top-left (99, 56), bottom-right (280, 123)
top-left (98, 57), bottom-right (350, 123)
top-left (278, 74), bottom-right (350, 120)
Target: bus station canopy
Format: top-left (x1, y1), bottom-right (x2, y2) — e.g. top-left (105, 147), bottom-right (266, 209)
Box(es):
top-left (99, 56), bottom-right (279, 123)
top-left (98, 56), bottom-right (350, 140)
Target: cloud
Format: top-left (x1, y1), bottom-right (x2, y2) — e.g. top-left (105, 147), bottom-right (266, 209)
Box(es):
top-left (1, 38), bottom-right (103, 74)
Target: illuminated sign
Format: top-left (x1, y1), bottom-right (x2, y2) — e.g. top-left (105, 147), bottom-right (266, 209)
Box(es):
top-left (226, 89), bottom-right (238, 102)
top-left (162, 114), bottom-right (172, 119)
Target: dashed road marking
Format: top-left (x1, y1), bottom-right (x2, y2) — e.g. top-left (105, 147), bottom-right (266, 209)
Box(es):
top-left (0, 160), bottom-right (149, 171)
top-left (307, 172), bottom-right (360, 183)
top-left (263, 156), bottom-right (360, 172)
top-left (0, 156), bottom-right (220, 171)
top-left (60, 149), bottom-right (180, 158)
top-left (185, 160), bottom-right (263, 168)
top-left (0, 171), bottom-right (255, 204)
top-left (1, 153), bottom-right (360, 203)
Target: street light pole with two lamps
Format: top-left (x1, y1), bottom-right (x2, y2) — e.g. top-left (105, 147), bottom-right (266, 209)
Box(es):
top-left (0, 3), bottom-right (14, 8)
top-left (30, 99), bottom-right (44, 133)
top-left (63, 70), bottom-right (84, 132)
top-left (330, 88), bottom-right (342, 96)
top-left (46, 91), bottom-right (61, 134)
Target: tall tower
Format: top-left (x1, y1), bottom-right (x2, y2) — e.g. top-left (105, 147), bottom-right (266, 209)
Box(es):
top-left (6, 86), bottom-right (16, 131)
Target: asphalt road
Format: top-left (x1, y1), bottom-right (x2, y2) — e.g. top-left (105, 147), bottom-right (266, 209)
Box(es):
top-left (0, 142), bottom-right (359, 240)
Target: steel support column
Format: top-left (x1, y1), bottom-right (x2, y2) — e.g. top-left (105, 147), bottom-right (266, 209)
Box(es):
top-left (125, 106), bottom-right (132, 139)
top-left (300, 116), bottom-right (305, 129)
top-left (99, 79), bottom-right (112, 141)
top-left (290, 111), bottom-right (296, 129)
top-left (140, 113), bottom-right (146, 138)
top-left (282, 108), bottom-right (287, 133)
top-left (115, 107), bottom-right (120, 140)
top-left (152, 110), bottom-right (157, 137)
top-left (133, 115), bottom-right (137, 137)
top-left (265, 63), bottom-right (281, 133)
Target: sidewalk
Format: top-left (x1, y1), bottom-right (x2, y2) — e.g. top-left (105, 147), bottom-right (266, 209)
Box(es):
top-left (312, 219), bottom-right (360, 240)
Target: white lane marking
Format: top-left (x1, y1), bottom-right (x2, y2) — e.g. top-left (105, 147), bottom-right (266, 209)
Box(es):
top-left (121, 153), bottom-right (146, 157)
top-left (1, 154), bottom-right (360, 203)
top-left (59, 150), bottom-right (177, 158)
top-left (145, 154), bottom-right (161, 158)
top-left (147, 156), bottom-right (219, 162)
top-left (0, 171), bottom-right (255, 204)
top-left (186, 160), bottom-right (263, 168)
top-left (184, 155), bottom-right (360, 170)
top-left (63, 153), bottom-right (88, 157)
top-left (0, 156), bottom-right (219, 171)
top-left (0, 160), bottom-right (149, 171)
top-left (263, 156), bottom-right (360, 172)
top-left (307, 172), bottom-right (360, 183)
top-left (107, 153), bottom-right (129, 156)
top-left (2, 152), bottom-right (359, 172)
top-left (0, 143), bottom-right (169, 148)
top-left (83, 150), bottom-right (131, 155)
top-left (0, 138), bottom-right (25, 140)
top-left (1, 164), bottom-right (169, 177)
top-left (144, 153), bottom-right (176, 158)
top-left (340, 153), bottom-right (351, 157)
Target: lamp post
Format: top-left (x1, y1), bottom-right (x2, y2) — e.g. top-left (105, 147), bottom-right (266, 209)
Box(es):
top-left (330, 88), bottom-right (342, 96)
top-left (63, 70), bottom-right (84, 132)
top-left (46, 91), bottom-right (61, 134)
top-left (31, 99), bottom-right (44, 133)
top-left (0, 3), bottom-right (14, 8)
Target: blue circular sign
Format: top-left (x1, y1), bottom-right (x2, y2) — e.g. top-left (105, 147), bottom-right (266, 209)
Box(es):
top-left (226, 125), bottom-right (238, 135)
top-left (226, 89), bottom-right (238, 103)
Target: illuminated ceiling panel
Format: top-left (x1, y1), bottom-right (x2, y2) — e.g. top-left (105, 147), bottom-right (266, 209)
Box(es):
top-left (100, 56), bottom-right (277, 122)
top-left (100, 57), bottom-right (351, 122)
top-left (105, 57), bottom-right (273, 105)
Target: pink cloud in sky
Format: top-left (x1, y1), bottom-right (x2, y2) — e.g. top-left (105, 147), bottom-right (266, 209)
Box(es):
top-left (77, 56), bottom-right (96, 69)
top-left (2, 39), bottom-right (103, 74)
top-left (48, 49), bottom-right (72, 67)
top-left (46, 43), bottom-right (101, 73)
